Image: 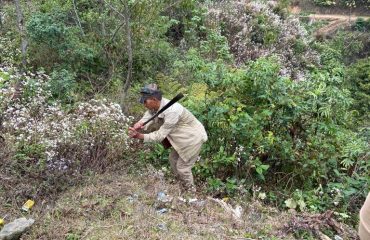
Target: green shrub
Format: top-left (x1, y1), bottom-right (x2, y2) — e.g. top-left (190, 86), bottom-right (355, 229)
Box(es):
top-left (156, 49), bottom-right (368, 222)
top-left (49, 69), bottom-right (77, 103)
top-left (26, 13), bottom-right (66, 46)
top-left (353, 18), bottom-right (370, 32)
top-left (346, 57), bottom-right (370, 123)
top-left (26, 11), bottom-right (103, 80)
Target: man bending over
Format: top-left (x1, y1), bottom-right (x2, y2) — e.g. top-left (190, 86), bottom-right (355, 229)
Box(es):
top-left (128, 84), bottom-right (207, 193)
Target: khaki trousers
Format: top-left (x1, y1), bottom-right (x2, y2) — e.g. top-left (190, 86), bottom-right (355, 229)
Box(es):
top-left (146, 119), bottom-right (202, 189)
top-left (168, 149), bottom-right (199, 189)
top-left (359, 192), bottom-right (370, 240)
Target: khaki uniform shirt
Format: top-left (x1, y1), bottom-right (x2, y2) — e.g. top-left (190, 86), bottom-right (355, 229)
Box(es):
top-left (359, 192), bottom-right (370, 240)
top-left (140, 98), bottom-right (207, 162)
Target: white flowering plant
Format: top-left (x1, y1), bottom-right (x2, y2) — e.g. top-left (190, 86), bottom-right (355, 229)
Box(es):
top-left (0, 35), bottom-right (20, 65)
top-left (0, 64), bottom-right (133, 198)
top-left (205, 0), bottom-right (320, 80)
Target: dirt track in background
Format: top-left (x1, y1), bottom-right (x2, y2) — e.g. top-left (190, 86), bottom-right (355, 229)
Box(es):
top-left (307, 13), bottom-right (369, 20)
top-left (290, 5), bottom-right (369, 20)
top-left (290, 6), bottom-right (369, 36)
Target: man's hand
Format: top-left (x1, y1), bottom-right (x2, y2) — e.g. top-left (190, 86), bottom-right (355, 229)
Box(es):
top-left (128, 127), bottom-right (144, 139)
top-left (133, 122), bottom-right (144, 130)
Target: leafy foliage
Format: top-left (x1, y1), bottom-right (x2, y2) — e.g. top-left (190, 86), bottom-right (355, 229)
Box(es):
top-left (346, 57), bottom-right (370, 123)
top-left (48, 69), bottom-right (77, 103)
top-left (157, 44), bottom-right (368, 217)
top-left (0, 0), bottom-right (368, 226)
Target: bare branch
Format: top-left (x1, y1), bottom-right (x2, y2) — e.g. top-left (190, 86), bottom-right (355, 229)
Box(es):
top-left (121, 0), bottom-right (133, 108)
top-left (0, 0), bottom-right (3, 29)
top-left (98, 0), bottom-right (107, 36)
top-left (107, 21), bottom-right (125, 44)
top-left (72, 0), bottom-right (84, 35)
top-left (14, 0), bottom-right (28, 71)
top-left (102, 0), bottom-right (126, 19)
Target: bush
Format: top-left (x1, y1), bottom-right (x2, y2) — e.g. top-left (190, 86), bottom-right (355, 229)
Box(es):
top-left (353, 18), bottom-right (370, 32)
top-left (0, 35), bottom-right (20, 65)
top-left (49, 69), bottom-right (77, 103)
top-left (0, 65), bottom-right (133, 200)
top-left (346, 57), bottom-right (370, 123)
top-left (158, 50), bottom-right (368, 220)
top-left (26, 11), bottom-right (103, 82)
top-left (26, 13), bottom-right (67, 46)
top-left (205, 1), bottom-right (319, 80)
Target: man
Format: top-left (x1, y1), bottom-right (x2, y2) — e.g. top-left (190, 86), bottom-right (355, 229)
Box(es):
top-left (359, 192), bottom-right (370, 240)
top-left (128, 84), bottom-right (208, 192)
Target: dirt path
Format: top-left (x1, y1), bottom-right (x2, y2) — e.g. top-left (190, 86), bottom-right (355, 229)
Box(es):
top-left (290, 6), bottom-right (369, 37)
top-left (314, 19), bottom-right (351, 37)
top-left (290, 5), bottom-right (370, 20)
top-left (308, 13), bottom-right (369, 20)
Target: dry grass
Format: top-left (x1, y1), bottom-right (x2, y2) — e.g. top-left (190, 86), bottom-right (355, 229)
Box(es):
top-left (7, 167), bottom-right (299, 240)
top-left (0, 164), bottom-right (359, 240)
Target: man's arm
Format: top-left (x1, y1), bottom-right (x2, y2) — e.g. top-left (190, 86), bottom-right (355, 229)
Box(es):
top-left (143, 111), bottom-right (180, 143)
top-left (134, 110), bottom-right (153, 131)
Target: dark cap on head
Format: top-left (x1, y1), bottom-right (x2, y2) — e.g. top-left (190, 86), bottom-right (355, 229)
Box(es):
top-left (139, 83), bottom-right (162, 103)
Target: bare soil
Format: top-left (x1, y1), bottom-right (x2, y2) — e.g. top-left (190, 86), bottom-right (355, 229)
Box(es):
top-left (292, 0), bottom-right (370, 16)
top-left (290, 3), bottom-right (369, 37)
top-left (314, 19), bottom-right (351, 37)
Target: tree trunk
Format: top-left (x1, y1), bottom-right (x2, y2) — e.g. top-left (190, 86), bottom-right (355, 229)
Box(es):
top-left (14, 0), bottom-right (28, 71)
top-left (120, 0), bottom-right (133, 110)
top-left (72, 0), bottom-right (84, 35)
top-left (0, 0), bottom-right (3, 29)
top-left (98, 0), bottom-right (106, 36)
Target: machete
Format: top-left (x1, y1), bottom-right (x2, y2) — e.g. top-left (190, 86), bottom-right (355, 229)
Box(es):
top-left (142, 93), bottom-right (184, 126)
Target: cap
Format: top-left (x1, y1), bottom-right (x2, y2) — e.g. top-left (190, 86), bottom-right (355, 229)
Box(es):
top-left (139, 83), bottom-right (161, 103)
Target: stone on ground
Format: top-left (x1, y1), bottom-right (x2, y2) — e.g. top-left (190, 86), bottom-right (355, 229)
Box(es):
top-left (0, 218), bottom-right (35, 240)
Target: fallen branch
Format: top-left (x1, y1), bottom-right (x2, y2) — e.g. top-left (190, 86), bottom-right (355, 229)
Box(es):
top-left (207, 197), bottom-right (243, 222)
top-left (284, 210), bottom-right (345, 239)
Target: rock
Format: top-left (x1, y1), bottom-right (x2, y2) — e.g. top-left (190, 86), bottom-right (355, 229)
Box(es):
top-left (190, 199), bottom-right (206, 208)
top-left (0, 218), bottom-right (35, 240)
top-left (156, 223), bottom-right (168, 231)
top-left (234, 205), bottom-right (243, 219)
top-left (156, 191), bottom-right (172, 209)
top-left (157, 192), bottom-right (172, 203)
top-left (156, 208), bottom-right (168, 214)
top-left (317, 232), bottom-right (332, 240)
top-left (188, 198), bottom-right (198, 203)
top-left (127, 194), bottom-right (138, 203)
top-left (334, 235), bottom-right (343, 240)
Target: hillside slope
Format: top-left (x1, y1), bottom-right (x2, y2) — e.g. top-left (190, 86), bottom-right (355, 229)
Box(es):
top-left (10, 167), bottom-right (357, 240)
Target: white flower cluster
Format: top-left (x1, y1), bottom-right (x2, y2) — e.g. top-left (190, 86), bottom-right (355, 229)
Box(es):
top-left (0, 36), bottom-right (20, 64)
top-left (205, 0), bottom-right (320, 80)
top-left (234, 145), bottom-right (245, 163)
top-left (0, 65), bottom-right (133, 171)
